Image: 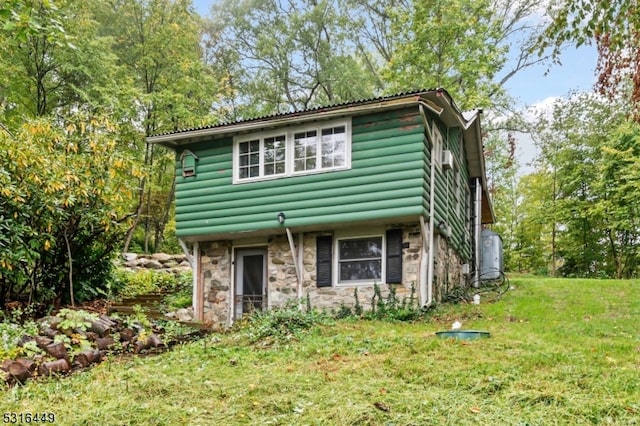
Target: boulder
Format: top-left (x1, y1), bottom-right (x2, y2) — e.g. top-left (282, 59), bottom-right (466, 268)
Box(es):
top-left (138, 258), bottom-right (163, 269)
top-left (122, 252), bottom-right (138, 262)
top-left (176, 308), bottom-right (193, 322)
top-left (151, 253), bottom-right (172, 263)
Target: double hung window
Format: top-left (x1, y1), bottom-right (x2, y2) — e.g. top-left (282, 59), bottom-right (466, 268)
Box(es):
top-left (316, 230), bottom-right (403, 287)
top-left (337, 236), bottom-right (383, 283)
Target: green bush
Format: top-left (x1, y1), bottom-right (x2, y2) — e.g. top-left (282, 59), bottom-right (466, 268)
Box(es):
top-left (0, 115), bottom-right (140, 308)
top-left (109, 270), bottom-right (192, 300)
top-left (0, 308), bottom-right (41, 361)
top-left (240, 300), bottom-right (332, 344)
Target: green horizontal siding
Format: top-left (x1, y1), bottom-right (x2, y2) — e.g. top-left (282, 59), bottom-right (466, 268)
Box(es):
top-left (174, 107), bottom-right (426, 238)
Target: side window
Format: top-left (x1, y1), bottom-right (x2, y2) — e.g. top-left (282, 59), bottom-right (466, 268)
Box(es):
top-left (432, 125), bottom-right (443, 167)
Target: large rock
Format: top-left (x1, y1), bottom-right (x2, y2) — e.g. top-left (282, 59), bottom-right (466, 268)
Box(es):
top-left (176, 308), bottom-right (193, 322)
top-left (151, 253), bottom-right (172, 263)
top-left (122, 253), bottom-right (138, 262)
top-left (137, 258), bottom-right (163, 269)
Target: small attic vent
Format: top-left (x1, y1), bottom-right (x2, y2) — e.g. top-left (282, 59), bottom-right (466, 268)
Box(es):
top-left (442, 150), bottom-right (454, 170)
top-left (181, 150), bottom-right (199, 178)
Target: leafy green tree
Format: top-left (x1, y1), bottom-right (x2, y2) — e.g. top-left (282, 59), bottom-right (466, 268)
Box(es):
top-left (510, 171), bottom-right (556, 274)
top-left (205, 0), bottom-right (376, 118)
top-left (0, 115), bottom-right (142, 307)
top-left (384, 0), bottom-right (507, 109)
top-left (0, 0), bottom-right (118, 125)
top-left (378, 0), bottom-right (554, 111)
top-left (529, 92), bottom-right (635, 277)
top-left (95, 0), bottom-right (219, 252)
top-left (593, 122), bottom-right (640, 278)
top-left (540, 0), bottom-right (640, 114)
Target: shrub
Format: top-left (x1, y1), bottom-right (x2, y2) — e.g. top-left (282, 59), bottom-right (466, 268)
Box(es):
top-left (364, 282), bottom-right (423, 322)
top-left (110, 270), bottom-right (192, 300)
top-left (240, 300), bottom-right (332, 344)
top-left (0, 115), bottom-right (141, 308)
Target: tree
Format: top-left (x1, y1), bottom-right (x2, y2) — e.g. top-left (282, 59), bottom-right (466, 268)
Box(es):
top-left (383, 0), bottom-right (507, 109)
top-left (95, 0), bottom-right (220, 252)
top-left (378, 0), bottom-right (556, 111)
top-left (529, 92), bottom-right (635, 277)
top-left (205, 0), bottom-right (377, 118)
top-left (0, 115), bottom-right (142, 307)
top-left (541, 0), bottom-right (640, 116)
top-left (0, 0), bottom-right (119, 126)
top-left (593, 122), bottom-right (640, 278)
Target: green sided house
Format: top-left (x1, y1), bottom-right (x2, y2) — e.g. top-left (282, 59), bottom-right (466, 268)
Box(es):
top-left (148, 89), bottom-right (495, 326)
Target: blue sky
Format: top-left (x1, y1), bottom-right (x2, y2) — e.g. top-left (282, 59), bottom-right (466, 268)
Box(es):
top-left (505, 44), bottom-right (598, 108)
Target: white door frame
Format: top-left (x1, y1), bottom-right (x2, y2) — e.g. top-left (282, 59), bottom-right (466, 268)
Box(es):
top-left (234, 248), bottom-right (267, 319)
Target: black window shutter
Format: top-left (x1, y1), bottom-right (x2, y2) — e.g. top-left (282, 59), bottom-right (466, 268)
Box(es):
top-left (316, 235), bottom-right (333, 287)
top-left (386, 229), bottom-right (403, 283)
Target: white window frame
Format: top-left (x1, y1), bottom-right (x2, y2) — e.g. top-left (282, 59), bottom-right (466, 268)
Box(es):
top-left (334, 232), bottom-right (386, 286)
top-left (454, 166), bottom-right (461, 217)
top-left (232, 118), bottom-right (352, 184)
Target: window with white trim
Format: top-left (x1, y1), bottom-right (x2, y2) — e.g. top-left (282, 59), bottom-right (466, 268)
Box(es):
top-left (337, 236), bottom-right (383, 283)
top-left (237, 134), bottom-right (287, 180)
top-left (233, 119), bottom-right (351, 183)
top-left (316, 229), bottom-right (403, 287)
top-left (432, 125), bottom-right (443, 167)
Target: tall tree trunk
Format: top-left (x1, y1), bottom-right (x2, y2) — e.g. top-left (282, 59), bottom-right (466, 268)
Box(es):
top-left (154, 179), bottom-right (175, 251)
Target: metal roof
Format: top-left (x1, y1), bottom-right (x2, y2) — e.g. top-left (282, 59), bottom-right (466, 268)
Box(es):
top-left (148, 89), bottom-right (461, 141)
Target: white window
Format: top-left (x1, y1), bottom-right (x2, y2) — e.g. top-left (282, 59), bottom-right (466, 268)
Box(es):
top-left (454, 167), bottom-right (461, 217)
top-left (237, 134), bottom-right (287, 180)
top-left (432, 125), bottom-right (443, 167)
top-left (336, 235), bottom-right (384, 284)
top-left (233, 119), bottom-right (351, 183)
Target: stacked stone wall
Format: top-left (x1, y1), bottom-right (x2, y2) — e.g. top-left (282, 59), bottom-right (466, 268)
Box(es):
top-left (121, 253), bottom-right (191, 274)
top-left (432, 234), bottom-right (465, 301)
top-left (200, 241), bottom-right (232, 325)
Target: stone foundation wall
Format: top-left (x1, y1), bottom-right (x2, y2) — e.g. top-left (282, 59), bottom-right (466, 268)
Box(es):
top-left (196, 223), bottom-right (468, 327)
top-left (270, 224), bottom-right (424, 313)
top-left (200, 241), bottom-right (233, 325)
top-left (432, 234), bottom-right (466, 301)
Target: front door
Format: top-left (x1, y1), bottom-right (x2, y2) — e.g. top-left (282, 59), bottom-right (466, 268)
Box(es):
top-left (235, 248), bottom-right (267, 319)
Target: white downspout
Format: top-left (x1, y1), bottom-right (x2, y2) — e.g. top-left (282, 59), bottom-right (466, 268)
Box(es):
top-left (419, 104), bottom-right (438, 308)
top-left (192, 241), bottom-right (202, 321)
top-left (473, 178), bottom-right (483, 287)
top-left (419, 216), bottom-right (433, 307)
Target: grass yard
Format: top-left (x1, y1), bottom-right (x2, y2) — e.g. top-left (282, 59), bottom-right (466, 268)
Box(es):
top-left (2, 277), bottom-right (639, 425)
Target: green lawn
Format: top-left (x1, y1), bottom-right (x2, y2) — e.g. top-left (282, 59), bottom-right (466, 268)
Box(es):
top-left (2, 277), bottom-right (639, 425)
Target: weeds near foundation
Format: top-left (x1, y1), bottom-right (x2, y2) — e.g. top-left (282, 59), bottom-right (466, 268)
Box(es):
top-left (334, 283), bottom-right (423, 322)
top-left (239, 300), bottom-right (332, 345)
